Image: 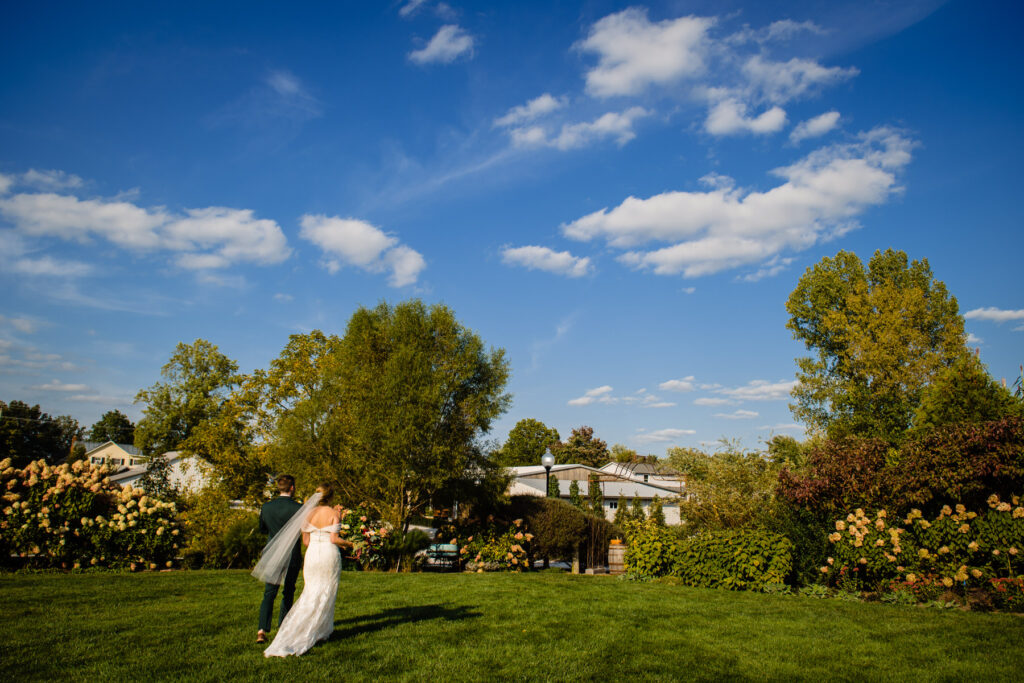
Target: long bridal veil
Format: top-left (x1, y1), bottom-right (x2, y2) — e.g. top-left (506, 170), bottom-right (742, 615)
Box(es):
top-left (251, 491), bottom-right (322, 585)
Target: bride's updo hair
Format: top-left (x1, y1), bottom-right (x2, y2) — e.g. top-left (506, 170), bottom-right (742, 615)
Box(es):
top-left (315, 481), bottom-right (334, 507)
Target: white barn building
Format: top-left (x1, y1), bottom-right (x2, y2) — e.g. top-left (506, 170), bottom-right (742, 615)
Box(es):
top-left (508, 463), bottom-right (685, 525)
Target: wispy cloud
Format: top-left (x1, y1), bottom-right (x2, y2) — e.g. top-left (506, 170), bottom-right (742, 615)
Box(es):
top-left (409, 25), bottom-right (475, 65)
top-left (501, 245), bottom-right (592, 278)
top-left (717, 379), bottom-right (797, 401)
top-left (964, 307), bottom-right (1024, 323)
top-left (790, 111), bottom-right (841, 143)
top-left (494, 94), bottom-right (566, 128)
top-left (659, 377), bottom-right (696, 392)
top-left (635, 428), bottom-right (696, 444)
top-left (29, 378), bottom-right (90, 392)
top-left (714, 409), bottom-right (759, 419)
top-left (568, 385), bottom-right (614, 406)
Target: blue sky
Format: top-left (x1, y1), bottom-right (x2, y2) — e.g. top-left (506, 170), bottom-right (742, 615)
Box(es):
top-left (2, 0), bottom-right (1022, 455)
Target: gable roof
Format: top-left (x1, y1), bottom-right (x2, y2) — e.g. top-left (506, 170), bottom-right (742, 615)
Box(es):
top-left (81, 440), bottom-right (141, 457)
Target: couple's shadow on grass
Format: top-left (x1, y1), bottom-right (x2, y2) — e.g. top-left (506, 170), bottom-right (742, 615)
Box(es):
top-left (328, 604), bottom-right (480, 641)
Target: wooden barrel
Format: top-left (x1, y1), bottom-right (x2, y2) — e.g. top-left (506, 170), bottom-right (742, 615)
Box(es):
top-left (608, 544), bottom-right (625, 574)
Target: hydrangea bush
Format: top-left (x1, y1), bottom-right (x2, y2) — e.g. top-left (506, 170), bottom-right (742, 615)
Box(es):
top-left (440, 517), bottom-right (533, 572)
top-left (0, 458), bottom-right (181, 570)
top-left (822, 494), bottom-right (1024, 596)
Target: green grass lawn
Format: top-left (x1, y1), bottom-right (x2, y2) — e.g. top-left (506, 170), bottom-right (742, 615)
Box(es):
top-left (2, 570), bottom-right (1021, 682)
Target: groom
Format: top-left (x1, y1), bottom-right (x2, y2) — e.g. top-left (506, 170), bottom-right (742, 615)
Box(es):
top-left (257, 474), bottom-right (302, 644)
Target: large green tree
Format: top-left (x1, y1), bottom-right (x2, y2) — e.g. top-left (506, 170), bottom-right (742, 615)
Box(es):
top-left (551, 426), bottom-right (609, 466)
top-left (0, 400), bottom-right (82, 465)
top-left (786, 249), bottom-right (968, 441)
top-left (134, 339), bottom-right (240, 456)
top-left (494, 418), bottom-right (560, 467)
top-left (88, 409), bottom-right (135, 444)
top-left (252, 301), bottom-right (511, 531)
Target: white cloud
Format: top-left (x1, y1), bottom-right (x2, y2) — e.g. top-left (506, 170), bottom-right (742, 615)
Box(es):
top-left (659, 376), bottom-right (696, 392)
top-left (273, 293), bottom-right (294, 302)
top-left (68, 393), bottom-right (131, 405)
top-left (563, 127), bottom-right (913, 278)
top-left (693, 397), bottom-right (737, 406)
top-left (741, 256), bottom-right (794, 282)
top-left (728, 20), bottom-right (826, 45)
top-left (645, 402), bottom-right (677, 408)
top-left (0, 173), bottom-right (12, 195)
top-left (714, 409), bottom-right (759, 419)
top-left (578, 9), bottom-right (714, 97)
top-left (963, 307), bottom-right (1024, 323)
top-left (635, 428), bottom-right (696, 444)
top-left (966, 333), bottom-right (983, 345)
top-left (399, 0), bottom-right (428, 18)
top-left (494, 94), bottom-right (566, 128)
top-left (510, 108), bottom-right (649, 151)
top-left (20, 169), bottom-right (84, 191)
top-left (790, 111), bottom-right (841, 143)
top-left (549, 108), bottom-right (648, 150)
top-left (165, 208), bottom-right (290, 268)
top-left (266, 70), bottom-right (303, 97)
top-left (682, 286), bottom-right (696, 294)
top-left (502, 245), bottom-right (592, 278)
top-left (0, 190), bottom-right (291, 270)
top-left (10, 255), bottom-right (93, 278)
top-left (0, 315), bottom-right (39, 334)
top-left (742, 56), bottom-right (858, 105)
top-left (718, 379), bottom-right (797, 401)
top-left (0, 192), bottom-right (167, 249)
top-left (759, 423), bottom-right (805, 431)
top-left (409, 25), bottom-right (474, 65)
top-left (568, 385), bottom-right (614, 406)
top-left (299, 215), bottom-right (426, 287)
top-left (704, 98), bottom-right (787, 136)
top-left (30, 379), bottom-right (89, 392)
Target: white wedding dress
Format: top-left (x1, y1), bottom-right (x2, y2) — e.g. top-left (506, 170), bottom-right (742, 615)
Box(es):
top-left (264, 521), bottom-right (342, 658)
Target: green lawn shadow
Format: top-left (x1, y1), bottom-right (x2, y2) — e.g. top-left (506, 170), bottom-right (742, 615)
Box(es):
top-left (329, 603), bottom-right (481, 641)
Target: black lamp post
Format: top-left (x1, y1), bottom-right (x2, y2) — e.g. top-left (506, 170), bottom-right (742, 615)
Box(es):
top-left (541, 450), bottom-right (555, 498)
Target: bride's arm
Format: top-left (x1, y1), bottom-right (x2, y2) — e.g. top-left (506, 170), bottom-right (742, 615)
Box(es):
top-left (302, 531), bottom-right (311, 547)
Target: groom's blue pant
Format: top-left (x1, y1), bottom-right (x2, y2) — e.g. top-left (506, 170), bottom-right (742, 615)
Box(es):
top-left (259, 561), bottom-right (301, 632)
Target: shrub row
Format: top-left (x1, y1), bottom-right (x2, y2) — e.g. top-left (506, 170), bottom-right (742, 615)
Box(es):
top-left (624, 520), bottom-right (793, 591)
top-left (779, 418), bottom-right (1024, 515)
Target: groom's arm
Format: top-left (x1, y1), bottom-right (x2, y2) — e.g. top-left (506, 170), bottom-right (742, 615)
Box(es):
top-left (258, 506), bottom-right (269, 536)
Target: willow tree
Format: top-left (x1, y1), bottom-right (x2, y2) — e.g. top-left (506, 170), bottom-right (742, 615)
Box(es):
top-left (786, 249), bottom-right (968, 441)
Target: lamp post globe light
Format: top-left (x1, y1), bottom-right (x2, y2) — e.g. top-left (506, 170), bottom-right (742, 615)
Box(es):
top-left (541, 450), bottom-right (555, 498)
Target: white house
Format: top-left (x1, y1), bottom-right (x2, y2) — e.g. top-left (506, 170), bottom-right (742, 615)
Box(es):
top-left (81, 441), bottom-right (146, 467)
top-left (508, 463), bottom-right (684, 525)
top-left (107, 451), bottom-right (209, 494)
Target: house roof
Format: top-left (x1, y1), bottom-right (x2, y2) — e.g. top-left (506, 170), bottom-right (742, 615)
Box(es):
top-left (509, 462), bottom-right (683, 497)
top-left (106, 451), bottom-right (184, 483)
top-left (82, 440), bottom-right (141, 457)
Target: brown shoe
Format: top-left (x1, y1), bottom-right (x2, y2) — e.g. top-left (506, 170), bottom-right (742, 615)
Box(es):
top-left (256, 631), bottom-right (267, 644)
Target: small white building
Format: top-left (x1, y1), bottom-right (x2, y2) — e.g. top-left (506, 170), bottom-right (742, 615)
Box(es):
top-left (81, 441), bottom-right (146, 467)
top-left (508, 463), bottom-right (684, 525)
top-left (107, 451), bottom-right (209, 494)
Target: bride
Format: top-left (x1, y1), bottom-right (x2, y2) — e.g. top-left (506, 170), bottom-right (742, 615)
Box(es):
top-left (253, 482), bottom-right (354, 658)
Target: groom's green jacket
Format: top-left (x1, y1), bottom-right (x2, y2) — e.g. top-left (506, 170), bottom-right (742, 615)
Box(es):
top-left (259, 495), bottom-right (303, 568)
